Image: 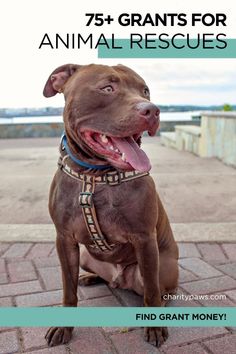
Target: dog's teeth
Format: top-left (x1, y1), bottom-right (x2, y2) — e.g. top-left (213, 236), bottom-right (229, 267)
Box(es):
top-left (110, 146), bottom-right (114, 150)
top-left (121, 153), bottom-right (126, 161)
top-left (101, 134), bottom-right (108, 143)
top-left (115, 148), bottom-right (119, 153)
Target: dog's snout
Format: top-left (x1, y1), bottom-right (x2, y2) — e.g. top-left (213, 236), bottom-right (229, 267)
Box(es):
top-left (136, 102), bottom-right (160, 136)
top-left (137, 102), bottom-right (160, 120)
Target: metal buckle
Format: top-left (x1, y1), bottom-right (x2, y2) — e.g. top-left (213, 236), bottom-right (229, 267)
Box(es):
top-left (79, 192), bottom-right (93, 208)
top-left (59, 133), bottom-right (66, 152)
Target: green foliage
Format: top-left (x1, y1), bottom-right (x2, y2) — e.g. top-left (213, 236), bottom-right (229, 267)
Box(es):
top-left (223, 104), bottom-right (233, 111)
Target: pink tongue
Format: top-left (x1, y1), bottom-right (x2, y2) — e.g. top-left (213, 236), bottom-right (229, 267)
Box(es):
top-left (111, 137), bottom-right (151, 172)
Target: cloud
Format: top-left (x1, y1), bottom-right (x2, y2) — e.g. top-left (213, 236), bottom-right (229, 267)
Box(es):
top-left (127, 59), bottom-right (236, 104)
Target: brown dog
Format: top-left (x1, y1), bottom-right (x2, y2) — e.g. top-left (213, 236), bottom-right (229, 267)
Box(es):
top-left (43, 63), bottom-right (179, 347)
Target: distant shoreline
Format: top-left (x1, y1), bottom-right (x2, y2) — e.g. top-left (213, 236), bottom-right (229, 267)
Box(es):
top-left (0, 111), bottom-right (201, 124)
top-left (0, 105), bottom-right (235, 118)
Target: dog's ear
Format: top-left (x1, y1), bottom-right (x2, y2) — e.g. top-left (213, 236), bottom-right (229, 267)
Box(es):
top-left (43, 64), bottom-right (81, 97)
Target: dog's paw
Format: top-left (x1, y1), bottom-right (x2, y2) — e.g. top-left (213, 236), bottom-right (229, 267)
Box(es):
top-left (144, 326), bottom-right (168, 347)
top-left (45, 327), bottom-right (73, 346)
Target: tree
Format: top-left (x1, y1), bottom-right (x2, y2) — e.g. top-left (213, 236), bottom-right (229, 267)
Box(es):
top-left (223, 104), bottom-right (233, 111)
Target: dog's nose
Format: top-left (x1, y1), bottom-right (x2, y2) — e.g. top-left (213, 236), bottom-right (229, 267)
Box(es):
top-left (136, 102), bottom-right (160, 136)
top-left (136, 102), bottom-right (160, 121)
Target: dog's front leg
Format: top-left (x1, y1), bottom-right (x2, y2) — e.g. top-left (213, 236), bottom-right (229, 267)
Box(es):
top-left (133, 234), bottom-right (168, 347)
top-left (45, 233), bottom-right (80, 347)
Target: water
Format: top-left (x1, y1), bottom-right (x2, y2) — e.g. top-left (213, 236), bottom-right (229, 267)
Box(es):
top-left (0, 111), bottom-right (201, 124)
top-left (161, 111), bottom-right (201, 121)
top-left (0, 116), bottom-right (63, 124)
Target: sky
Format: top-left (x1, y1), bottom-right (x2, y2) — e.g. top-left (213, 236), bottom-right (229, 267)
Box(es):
top-left (0, 0), bottom-right (235, 108)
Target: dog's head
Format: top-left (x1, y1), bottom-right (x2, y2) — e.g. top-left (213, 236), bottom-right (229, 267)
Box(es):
top-left (43, 64), bottom-right (160, 172)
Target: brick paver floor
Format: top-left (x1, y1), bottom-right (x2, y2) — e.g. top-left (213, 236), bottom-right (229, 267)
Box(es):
top-left (0, 242), bottom-right (235, 353)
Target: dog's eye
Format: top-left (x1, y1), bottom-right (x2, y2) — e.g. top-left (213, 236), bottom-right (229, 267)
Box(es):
top-left (144, 87), bottom-right (150, 96)
top-left (101, 85), bottom-right (114, 93)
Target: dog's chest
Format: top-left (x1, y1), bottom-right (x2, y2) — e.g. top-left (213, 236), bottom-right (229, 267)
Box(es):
top-left (51, 172), bottom-right (157, 248)
top-left (72, 179), bottom-right (148, 244)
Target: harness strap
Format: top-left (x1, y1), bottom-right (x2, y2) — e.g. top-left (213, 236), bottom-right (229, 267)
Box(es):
top-left (58, 156), bottom-right (149, 185)
top-left (58, 156), bottom-right (149, 252)
top-left (79, 175), bottom-right (114, 252)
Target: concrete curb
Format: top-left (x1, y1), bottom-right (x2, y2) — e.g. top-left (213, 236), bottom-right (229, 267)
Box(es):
top-left (0, 224), bottom-right (55, 243)
top-left (172, 223), bottom-right (236, 242)
top-left (0, 223), bottom-right (235, 243)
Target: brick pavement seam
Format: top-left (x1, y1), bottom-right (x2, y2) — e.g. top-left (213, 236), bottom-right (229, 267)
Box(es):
top-left (201, 332), bottom-right (231, 343)
top-left (200, 333), bottom-right (234, 354)
top-left (180, 273), bottom-right (234, 284)
top-left (213, 265), bottom-right (236, 280)
top-left (23, 244), bottom-right (36, 259)
top-left (195, 342), bottom-right (213, 354)
top-left (2, 259), bottom-right (10, 284)
top-left (167, 331), bottom-right (231, 351)
top-left (194, 341), bottom-right (213, 354)
top-left (219, 243), bottom-right (230, 260)
top-left (18, 326), bottom-right (49, 353)
top-left (195, 242), bottom-right (231, 264)
top-left (106, 287), bottom-right (124, 304)
top-left (179, 267), bottom-right (226, 283)
top-left (225, 326), bottom-right (236, 334)
top-left (178, 263), bottom-right (214, 282)
top-left (181, 276), bottom-right (236, 295)
top-left (6, 259), bottom-right (37, 284)
top-left (17, 327), bottom-right (25, 354)
top-left (195, 243), bottom-right (205, 259)
top-left (48, 245), bottom-right (56, 257)
top-left (5, 259), bottom-right (11, 284)
top-left (31, 260), bottom-right (47, 291)
top-left (100, 328), bottom-right (120, 354)
top-left (0, 243), bottom-right (11, 256)
top-left (5, 260), bottom-right (13, 301)
top-left (108, 287), bottom-right (131, 306)
top-left (162, 341), bottom-right (212, 354)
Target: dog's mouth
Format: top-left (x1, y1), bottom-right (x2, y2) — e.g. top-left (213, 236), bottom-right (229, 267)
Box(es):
top-left (80, 130), bottom-right (151, 172)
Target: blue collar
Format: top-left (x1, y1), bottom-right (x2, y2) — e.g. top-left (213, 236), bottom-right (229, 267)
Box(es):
top-left (61, 134), bottom-right (110, 170)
